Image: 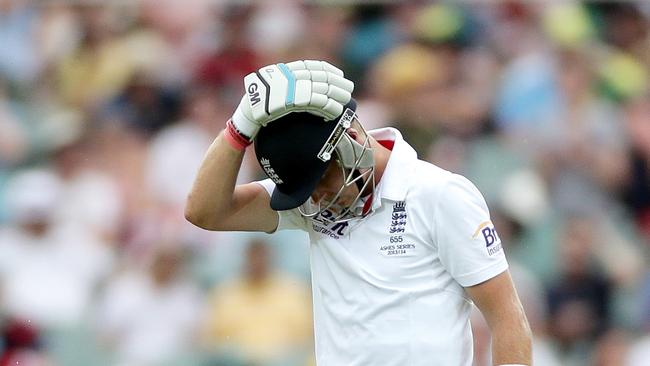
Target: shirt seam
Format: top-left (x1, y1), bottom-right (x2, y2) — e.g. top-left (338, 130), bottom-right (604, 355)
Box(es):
top-left (454, 260), bottom-right (509, 287)
top-left (431, 171), bottom-right (451, 250)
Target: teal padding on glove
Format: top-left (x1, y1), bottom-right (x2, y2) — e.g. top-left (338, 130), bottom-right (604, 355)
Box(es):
top-left (278, 63), bottom-right (296, 107)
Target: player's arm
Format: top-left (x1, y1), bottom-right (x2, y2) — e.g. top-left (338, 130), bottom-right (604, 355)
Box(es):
top-left (465, 270), bottom-right (533, 366)
top-left (185, 60), bottom-right (353, 233)
top-left (434, 174), bottom-right (532, 365)
top-left (185, 131), bottom-right (278, 233)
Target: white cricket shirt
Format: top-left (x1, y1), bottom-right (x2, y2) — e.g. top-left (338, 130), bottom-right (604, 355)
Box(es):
top-left (258, 128), bottom-right (508, 366)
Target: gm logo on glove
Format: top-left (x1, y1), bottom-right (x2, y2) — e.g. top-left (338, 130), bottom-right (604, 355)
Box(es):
top-left (248, 83), bottom-right (261, 106)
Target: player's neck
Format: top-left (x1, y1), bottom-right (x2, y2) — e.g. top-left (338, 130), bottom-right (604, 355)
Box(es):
top-left (370, 138), bottom-right (392, 187)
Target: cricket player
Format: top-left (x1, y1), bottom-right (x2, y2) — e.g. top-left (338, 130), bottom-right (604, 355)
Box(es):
top-left (186, 60), bottom-right (532, 365)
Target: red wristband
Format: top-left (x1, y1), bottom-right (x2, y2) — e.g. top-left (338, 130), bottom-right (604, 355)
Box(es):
top-left (224, 119), bottom-right (252, 151)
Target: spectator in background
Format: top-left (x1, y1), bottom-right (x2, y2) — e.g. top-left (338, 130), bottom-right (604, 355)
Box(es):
top-left (340, 4), bottom-right (400, 86)
top-left (0, 168), bottom-right (113, 329)
top-left (145, 87), bottom-right (225, 210)
top-left (546, 215), bottom-right (614, 365)
top-left (203, 240), bottom-right (313, 366)
top-left (591, 329), bottom-right (631, 366)
top-left (593, 3), bottom-right (648, 56)
top-left (137, 0), bottom-right (214, 87)
top-left (0, 0), bottom-right (42, 88)
top-left (85, 121), bottom-right (153, 263)
top-left (247, 2), bottom-right (305, 63)
top-left (193, 4), bottom-right (259, 104)
top-left (96, 245), bottom-right (203, 366)
top-left (284, 4), bottom-right (349, 68)
top-left (51, 134), bottom-right (123, 241)
top-left (0, 79), bottom-right (29, 166)
top-left (0, 318), bottom-right (52, 366)
top-left (627, 330), bottom-right (650, 366)
top-left (621, 94), bottom-right (650, 241)
top-left (367, 43), bottom-right (443, 155)
top-left (538, 49), bottom-right (628, 208)
top-left (56, 4), bottom-right (135, 109)
top-left (101, 70), bottom-right (182, 136)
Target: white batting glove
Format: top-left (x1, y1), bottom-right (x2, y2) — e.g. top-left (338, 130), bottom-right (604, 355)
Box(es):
top-left (231, 60), bottom-right (354, 142)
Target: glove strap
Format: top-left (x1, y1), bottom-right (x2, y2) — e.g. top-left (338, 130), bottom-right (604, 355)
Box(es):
top-left (224, 119), bottom-right (252, 151)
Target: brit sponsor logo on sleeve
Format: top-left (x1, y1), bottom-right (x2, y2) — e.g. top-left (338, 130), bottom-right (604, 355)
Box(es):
top-left (472, 221), bottom-right (502, 256)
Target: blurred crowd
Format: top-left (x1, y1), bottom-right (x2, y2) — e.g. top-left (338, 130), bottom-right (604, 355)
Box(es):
top-left (0, 1), bottom-right (649, 365)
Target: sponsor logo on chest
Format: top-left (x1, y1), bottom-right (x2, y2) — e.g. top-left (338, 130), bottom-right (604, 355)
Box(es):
top-left (312, 210), bottom-right (349, 239)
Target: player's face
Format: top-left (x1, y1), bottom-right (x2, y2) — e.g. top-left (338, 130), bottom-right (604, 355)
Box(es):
top-left (311, 160), bottom-right (360, 211)
top-left (300, 115), bottom-right (375, 223)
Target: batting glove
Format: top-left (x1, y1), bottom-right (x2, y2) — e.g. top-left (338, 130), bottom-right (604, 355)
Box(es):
top-left (229, 60), bottom-right (354, 147)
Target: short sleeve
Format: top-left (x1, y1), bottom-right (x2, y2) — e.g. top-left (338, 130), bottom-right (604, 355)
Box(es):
top-left (254, 179), bottom-right (309, 232)
top-left (434, 174), bottom-right (508, 287)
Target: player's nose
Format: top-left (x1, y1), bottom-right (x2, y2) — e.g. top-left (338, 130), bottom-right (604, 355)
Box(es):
top-left (311, 187), bottom-right (335, 204)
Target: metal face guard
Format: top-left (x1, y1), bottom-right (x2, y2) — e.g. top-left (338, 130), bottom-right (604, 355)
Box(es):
top-left (299, 109), bottom-right (375, 224)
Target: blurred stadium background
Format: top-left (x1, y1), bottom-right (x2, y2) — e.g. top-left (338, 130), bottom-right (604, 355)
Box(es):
top-left (0, 1), bottom-right (649, 365)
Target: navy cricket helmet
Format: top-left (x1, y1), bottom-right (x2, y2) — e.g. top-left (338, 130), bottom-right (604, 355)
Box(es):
top-left (254, 98), bottom-right (375, 221)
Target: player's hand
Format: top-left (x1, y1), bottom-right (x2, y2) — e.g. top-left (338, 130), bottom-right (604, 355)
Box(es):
top-left (231, 60), bottom-right (354, 142)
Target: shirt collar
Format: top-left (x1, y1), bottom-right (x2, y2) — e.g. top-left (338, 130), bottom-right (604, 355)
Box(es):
top-left (368, 127), bottom-right (418, 204)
